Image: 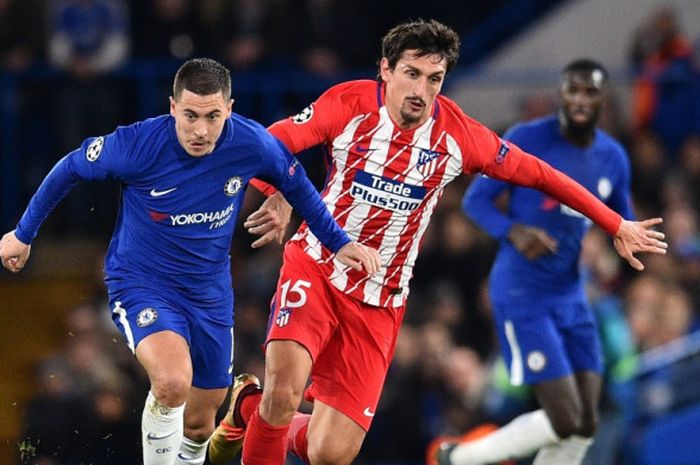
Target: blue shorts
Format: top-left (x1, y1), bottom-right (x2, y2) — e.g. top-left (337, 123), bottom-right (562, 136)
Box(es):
top-left (491, 295), bottom-right (602, 386)
top-left (107, 280), bottom-right (234, 389)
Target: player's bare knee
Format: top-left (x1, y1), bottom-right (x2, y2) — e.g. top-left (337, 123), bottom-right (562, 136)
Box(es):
top-left (183, 425), bottom-right (214, 443)
top-left (150, 374), bottom-right (190, 407)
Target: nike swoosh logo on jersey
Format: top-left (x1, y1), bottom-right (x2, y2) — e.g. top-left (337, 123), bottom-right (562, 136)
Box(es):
top-left (353, 144), bottom-right (377, 153)
top-left (363, 407), bottom-right (375, 417)
top-left (150, 187), bottom-right (177, 197)
top-left (146, 430), bottom-right (177, 441)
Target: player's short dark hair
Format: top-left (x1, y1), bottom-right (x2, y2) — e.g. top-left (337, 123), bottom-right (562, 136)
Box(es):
top-left (379, 19), bottom-right (461, 80)
top-left (173, 58), bottom-right (231, 101)
top-left (562, 58), bottom-right (609, 85)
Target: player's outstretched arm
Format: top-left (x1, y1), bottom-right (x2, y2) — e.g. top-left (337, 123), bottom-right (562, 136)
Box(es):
top-left (613, 218), bottom-right (667, 271)
top-left (335, 242), bottom-right (382, 274)
top-left (0, 231), bottom-right (31, 273)
top-left (244, 192), bottom-right (292, 248)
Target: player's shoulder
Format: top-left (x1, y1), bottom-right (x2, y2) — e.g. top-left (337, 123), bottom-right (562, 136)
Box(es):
top-left (227, 113), bottom-right (280, 150)
top-left (111, 114), bottom-right (169, 143)
top-left (322, 79), bottom-right (378, 108)
top-left (102, 114), bottom-right (169, 157)
top-left (594, 128), bottom-right (628, 161)
top-left (505, 115), bottom-right (558, 140)
top-left (326, 79), bottom-right (376, 96)
top-left (435, 94), bottom-right (488, 132)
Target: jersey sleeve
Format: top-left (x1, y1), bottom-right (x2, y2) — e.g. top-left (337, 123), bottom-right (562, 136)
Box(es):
top-left (462, 120), bottom-right (622, 236)
top-left (14, 125), bottom-right (139, 244)
top-left (251, 83), bottom-right (353, 196)
top-left (462, 175), bottom-right (513, 239)
top-left (254, 132), bottom-right (350, 253)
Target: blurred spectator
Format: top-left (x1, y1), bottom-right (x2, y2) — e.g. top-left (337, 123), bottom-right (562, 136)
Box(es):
top-left (677, 135), bottom-right (700, 210)
top-left (0, 0), bottom-right (44, 72)
top-left (628, 131), bottom-right (668, 215)
top-left (516, 91), bottom-right (556, 122)
top-left (363, 323), bottom-right (433, 462)
top-left (47, 0), bottom-right (129, 80)
top-left (264, 0), bottom-right (377, 77)
top-left (45, 0), bottom-right (131, 235)
top-left (20, 358), bottom-right (89, 465)
top-left (412, 210), bottom-right (496, 358)
top-left (210, 0), bottom-right (270, 70)
top-left (630, 7), bottom-right (700, 156)
top-left (131, 0), bottom-right (207, 61)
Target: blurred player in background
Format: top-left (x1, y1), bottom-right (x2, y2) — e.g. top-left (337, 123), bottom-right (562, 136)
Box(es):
top-left (0, 58), bottom-right (379, 465)
top-left (429, 59), bottom-right (635, 465)
top-left (206, 21), bottom-right (666, 465)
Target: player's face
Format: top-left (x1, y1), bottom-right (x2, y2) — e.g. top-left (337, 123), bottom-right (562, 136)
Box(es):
top-left (170, 89), bottom-right (233, 157)
top-left (380, 50), bottom-right (447, 129)
top-left (559, 70), bottom-right (605, 130)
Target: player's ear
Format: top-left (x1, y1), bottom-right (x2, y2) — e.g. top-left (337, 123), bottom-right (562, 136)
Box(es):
top-left (228, 98), bottom-right (234, 115)
top-left (379, 57), bottom-right (392, 81)
top-left (169, 96), bottom-right (177, 117)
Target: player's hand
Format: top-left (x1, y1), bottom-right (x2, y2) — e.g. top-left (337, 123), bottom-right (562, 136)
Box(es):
top-left (613, 218), bottom-right (667, 271)
top-left (335, 242), bottom-right (382, 274)
top-left (0, 230), bottom-right (31, 273)
top-left (244, 192), bottom-right (292, 248)
top-left (508, 224), bottom-right (558, 260)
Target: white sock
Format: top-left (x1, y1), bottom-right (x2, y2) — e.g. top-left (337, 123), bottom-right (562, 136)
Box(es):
top-left (533, 435), bottom-right (593, 465)
top-left (174, 435), bottom-right (210, 465)
top-left (142, 390), bottom-right (186, 465)
top-left (451, 410), bottom-right (559, 465)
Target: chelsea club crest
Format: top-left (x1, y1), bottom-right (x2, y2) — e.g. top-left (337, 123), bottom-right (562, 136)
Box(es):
top-left (224, 176), bottom-right (243, 196)
top-left (136, 307), bottom-right (158, 327)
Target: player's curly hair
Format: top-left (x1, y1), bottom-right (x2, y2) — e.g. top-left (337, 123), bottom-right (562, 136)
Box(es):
top-left (378, 19), bottom-right (461, 81)
top-left (173, 58), bottom-right (232, 101)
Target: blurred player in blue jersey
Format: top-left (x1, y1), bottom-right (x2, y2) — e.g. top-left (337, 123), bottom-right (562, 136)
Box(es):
top-left (0, 58), bottom-right (380, 465)
top-left (431, 59), bottom-right (636, 465)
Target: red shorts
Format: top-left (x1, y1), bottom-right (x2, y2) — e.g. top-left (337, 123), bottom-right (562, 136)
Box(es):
top-left (266, 242), bottom-right (406, 431)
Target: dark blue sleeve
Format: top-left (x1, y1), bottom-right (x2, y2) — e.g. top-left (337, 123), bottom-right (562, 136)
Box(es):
top-left (463, 175), bottom-right (513, 240)
top-left (14, 126), bottom-right (138, 244)
top-left (256, 135), bottom-right (350, 253)
top-left (607, 147), bottom-right (635, 221)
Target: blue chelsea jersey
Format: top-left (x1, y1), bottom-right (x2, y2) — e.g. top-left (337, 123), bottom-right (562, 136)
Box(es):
top-left (16, 114), bottom-right (349, 289)
top-left (464, 116), bottom-right (634, 297)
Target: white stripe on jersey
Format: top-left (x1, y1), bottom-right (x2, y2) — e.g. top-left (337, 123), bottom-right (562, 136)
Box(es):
top-left (292, 106), bottom-right (466, 307)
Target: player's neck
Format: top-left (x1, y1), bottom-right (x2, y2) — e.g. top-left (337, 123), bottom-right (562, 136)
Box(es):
top-left (559, 113), bottom-right (595, 148)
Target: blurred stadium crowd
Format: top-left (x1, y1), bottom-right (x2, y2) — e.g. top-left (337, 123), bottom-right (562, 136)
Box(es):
top-left (2, 1), bottom-right (700, 464)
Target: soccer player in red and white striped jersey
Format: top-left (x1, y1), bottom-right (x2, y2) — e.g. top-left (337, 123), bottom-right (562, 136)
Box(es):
top-left (207, 19), bottom-right (666, 465)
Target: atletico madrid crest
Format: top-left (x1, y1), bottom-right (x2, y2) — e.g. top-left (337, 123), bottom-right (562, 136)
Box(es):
top-left (276, 308), bottom-right (292, 327)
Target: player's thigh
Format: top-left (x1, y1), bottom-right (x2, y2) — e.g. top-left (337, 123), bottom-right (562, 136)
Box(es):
top-left (109, 286), bottom-right (190, 355)
top-left (491, 299), bottom-right (572, 386)
top-left (558, 301), bottom-right (603, 375)
top-left (135, 330), bottom-right (192, 387)
top-left (188, 318), bottom-right (234, 390)
top-left (308, 400), bottom-right (366, 465)
top-left (309, 296), bottom-right (404, 432)
top-left (266, 243), bottom-right (339, 362)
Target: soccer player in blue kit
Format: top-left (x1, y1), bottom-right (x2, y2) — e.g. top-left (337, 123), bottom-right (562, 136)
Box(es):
top-left (432, 59), bottom-right (639, 465)
top-left (0, 58), bottom-right (380, 465)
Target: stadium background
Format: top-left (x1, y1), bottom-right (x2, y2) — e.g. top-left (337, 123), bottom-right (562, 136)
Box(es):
top-left (2, 0), bottom-right (700, 464)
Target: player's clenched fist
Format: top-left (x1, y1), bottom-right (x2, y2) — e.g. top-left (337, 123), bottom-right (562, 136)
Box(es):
top-left (335, 242), bottom-right (382, 274)
top-left (0, 230), bottom-right (31, 273)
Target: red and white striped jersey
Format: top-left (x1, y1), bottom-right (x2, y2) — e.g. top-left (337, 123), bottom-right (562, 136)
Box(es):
top-left (264, 80), bottom-right (621, 308)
